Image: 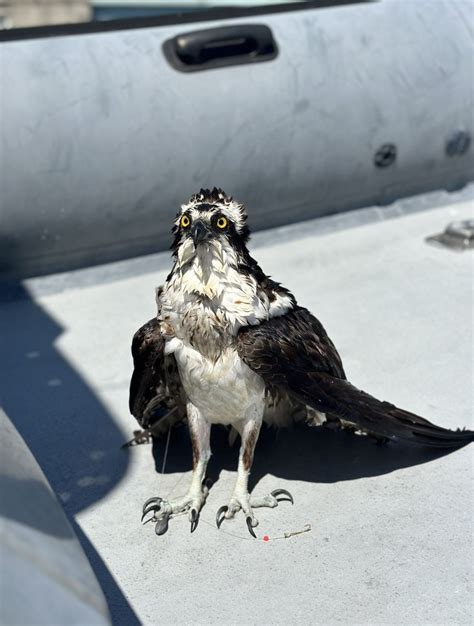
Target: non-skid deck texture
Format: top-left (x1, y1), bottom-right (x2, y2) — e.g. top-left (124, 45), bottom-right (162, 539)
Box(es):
top-left (1, 191), bottom-right (473, 625)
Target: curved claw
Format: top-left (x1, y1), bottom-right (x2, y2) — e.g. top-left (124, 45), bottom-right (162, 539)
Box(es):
top-left (141, 501), bottom-right (162, 522)
top-left (271, 489), bottom-right (294, 505)
top-left (154, 513), bottom-right (170, 536)
top-left (142, 497), bottom-right (162, 513)
top-left (216, 505), bottom-right (228, 529)
top-left (190, 509), bottom-right (199, 534)
top-left (246, 516), bottom-right (257, 539)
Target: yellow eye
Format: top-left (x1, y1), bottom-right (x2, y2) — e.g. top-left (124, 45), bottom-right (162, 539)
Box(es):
top-left (180, 215), bottom-right (190, 228)
top-left (216, 216), bottom-right (228, 230)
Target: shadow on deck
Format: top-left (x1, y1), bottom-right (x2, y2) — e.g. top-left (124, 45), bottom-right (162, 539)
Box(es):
top-left (0, 283), bottom-right (140, 625)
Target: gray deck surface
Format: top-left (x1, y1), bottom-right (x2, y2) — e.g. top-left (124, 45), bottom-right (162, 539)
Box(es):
top-left (1, 188), bottom-right (473, 625)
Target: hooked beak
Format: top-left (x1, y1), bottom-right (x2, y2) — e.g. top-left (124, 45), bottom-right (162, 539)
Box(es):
top-left (191, 220), bottom-right (213, 246)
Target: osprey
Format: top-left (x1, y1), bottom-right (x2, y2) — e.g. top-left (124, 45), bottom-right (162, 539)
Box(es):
top-left (130, 188), bottom-right (473, 537)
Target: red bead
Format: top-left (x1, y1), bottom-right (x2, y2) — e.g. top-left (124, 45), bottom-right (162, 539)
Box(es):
top-left (263, 535), bottom-right (270, 542)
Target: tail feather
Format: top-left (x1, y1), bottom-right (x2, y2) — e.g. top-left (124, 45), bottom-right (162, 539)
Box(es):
top-left (298, 373), bottom-right (474, 449)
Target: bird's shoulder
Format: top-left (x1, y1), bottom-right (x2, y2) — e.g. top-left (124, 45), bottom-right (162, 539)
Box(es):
top-left (236, 305), bottom-right (346, 381)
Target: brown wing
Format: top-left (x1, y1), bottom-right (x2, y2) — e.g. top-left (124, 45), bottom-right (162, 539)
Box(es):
top-left (129, 317), bottom-right (186, 430)
top-left (237, 306), bottom-right (346, 383)
top-left (237, 307), bottom-right (474, 448)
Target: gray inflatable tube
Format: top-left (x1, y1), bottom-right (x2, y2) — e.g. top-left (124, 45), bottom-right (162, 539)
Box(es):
top-left (0, 409), bottom-right (111, 626)
top-left (0, 0), bottom-right (472, 278)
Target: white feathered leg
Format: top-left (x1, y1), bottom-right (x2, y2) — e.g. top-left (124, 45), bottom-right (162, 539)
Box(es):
top-left (216, 410), bottom-right (294, 537)
top-left (224, 416), bottom-right (261, 524)
top-left (142, 403), bottom-right (211, 535)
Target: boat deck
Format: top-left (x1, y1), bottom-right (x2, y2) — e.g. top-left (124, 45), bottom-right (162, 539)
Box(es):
top-left (1, 186), bottom-right (473, 625)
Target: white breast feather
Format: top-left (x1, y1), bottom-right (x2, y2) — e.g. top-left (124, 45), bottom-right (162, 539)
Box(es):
top-left (159, 237), bottom-right (293, 425)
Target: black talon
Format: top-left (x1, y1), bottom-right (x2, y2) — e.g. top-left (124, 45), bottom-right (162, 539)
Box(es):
top-left (246, 516), bottom-right (257, 539)
top-left (190, 509), bottom-right (199, 533)
top-left (154, 513), bottom-right (170, 536)
top-left (141, 497), bottom-right (163, 521)
top-left (271, 489), bottom-right (294, 505)
top-left (142, 497), bottom-right (162, 513)
top-left (141, 501), bottom-right (162, 522)
top-left (141, 508), bottom-right (155, 522)
top-left (216, 505), bottom-right (228, 529)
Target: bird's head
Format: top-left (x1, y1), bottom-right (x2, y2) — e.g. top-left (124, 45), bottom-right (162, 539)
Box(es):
top-left (171, 188), bottom-right (250, 265)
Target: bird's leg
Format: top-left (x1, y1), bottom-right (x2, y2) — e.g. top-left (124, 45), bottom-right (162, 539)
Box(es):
top-left (142, 403), bottom-right (211, 535)
top-left (216, 415), bottom-right (294, 538)
top-left (227, 417), bottom-right (261, 521)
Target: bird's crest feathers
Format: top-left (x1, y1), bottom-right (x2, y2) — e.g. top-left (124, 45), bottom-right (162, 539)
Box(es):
top-left (176, 187), bottom-right (249, 242)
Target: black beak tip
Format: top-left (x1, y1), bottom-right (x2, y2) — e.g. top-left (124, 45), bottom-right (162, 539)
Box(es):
top-left (192, 221), bottom-right (213, 245)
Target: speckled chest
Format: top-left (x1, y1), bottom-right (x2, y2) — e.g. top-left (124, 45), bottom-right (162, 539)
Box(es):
top-left (159, 253), bottom-right (266, 359)
top-left (160, 281), bottom-right (234, 359)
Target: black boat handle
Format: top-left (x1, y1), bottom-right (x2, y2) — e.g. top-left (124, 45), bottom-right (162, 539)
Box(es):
top-left (163, 24), bottom-right (278, 72)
